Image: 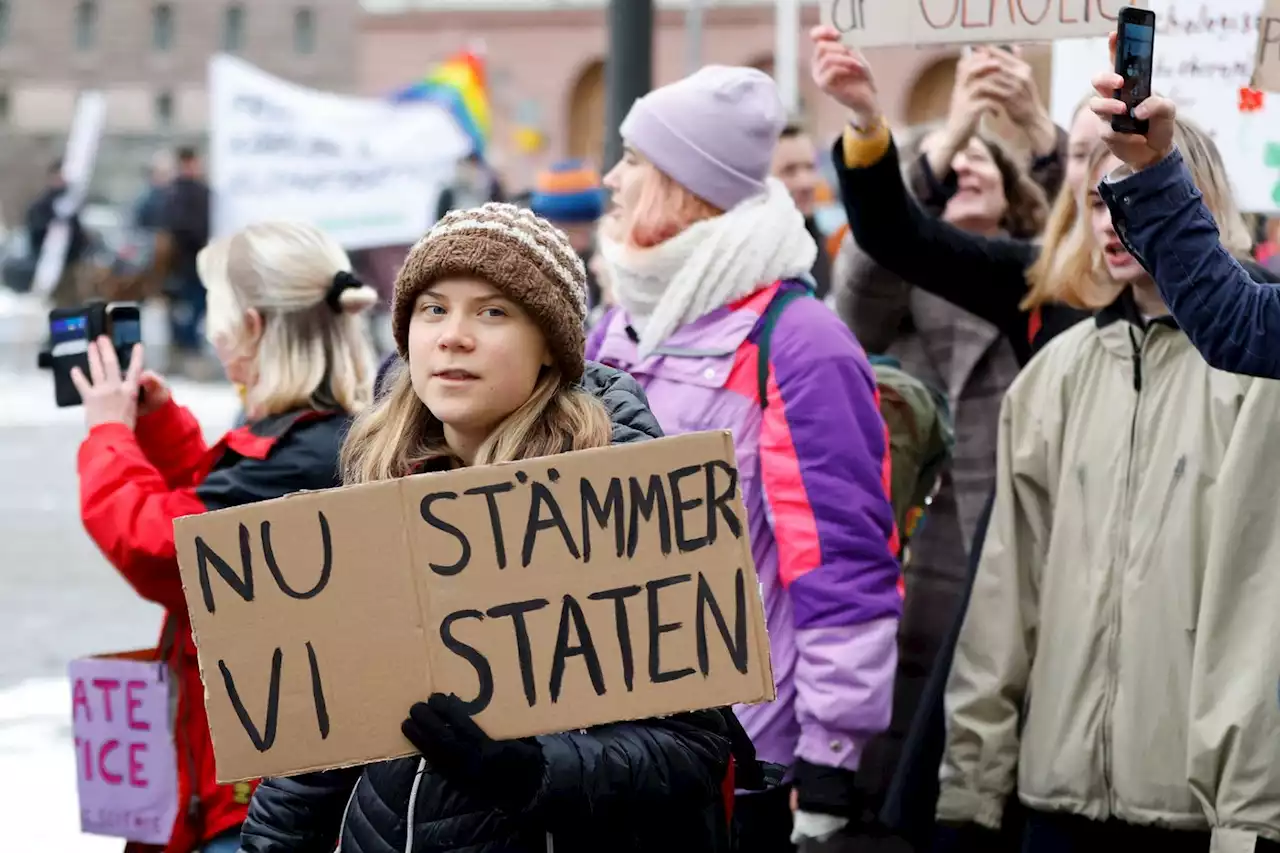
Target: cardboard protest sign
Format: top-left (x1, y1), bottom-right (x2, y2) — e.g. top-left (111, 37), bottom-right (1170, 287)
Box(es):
top-left (174, 432), bottom-right (775, 783)
top-left (825, 0), bottom-right (1145, 48)
top-left (69, 653), bottom-right (179, 845)
top-left (1252, 0), bottom-right (1280, 92)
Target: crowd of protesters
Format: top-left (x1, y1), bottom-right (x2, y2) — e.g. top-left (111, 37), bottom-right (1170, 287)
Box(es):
top-left (60, 22), bottom-right (1280, 853)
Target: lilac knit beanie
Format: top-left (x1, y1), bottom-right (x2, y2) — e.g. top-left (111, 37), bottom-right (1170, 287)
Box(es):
top-left (620, 65), bottom-right (786, 211)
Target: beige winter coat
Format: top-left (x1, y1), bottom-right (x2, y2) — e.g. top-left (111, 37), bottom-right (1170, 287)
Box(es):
top-left (938, 298), bottom-right (1280, 852)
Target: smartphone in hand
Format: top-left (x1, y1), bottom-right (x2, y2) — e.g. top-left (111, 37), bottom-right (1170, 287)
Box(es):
top-left (1112, 6), bottom-right (1156, 135)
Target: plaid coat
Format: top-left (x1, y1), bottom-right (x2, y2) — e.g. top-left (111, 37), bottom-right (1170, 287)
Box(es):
top-left (825, 135), bottom-right (1063, 815)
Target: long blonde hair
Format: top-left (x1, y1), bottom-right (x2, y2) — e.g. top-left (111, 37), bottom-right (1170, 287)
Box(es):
top-left (198, 221), bottom-right (379, 419)
top-left (1023, 94), bottom-right (1095, 310)
top-left (1050, 119), bottom-right (1253, 309)
top-left (340, 360), bottom-right (613, 484)
top-left (1026, 109), bottom-right (1254, 310)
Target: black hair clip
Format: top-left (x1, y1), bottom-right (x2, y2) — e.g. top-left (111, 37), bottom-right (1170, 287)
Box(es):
top-left (326, 270), bottom-right (363, 313)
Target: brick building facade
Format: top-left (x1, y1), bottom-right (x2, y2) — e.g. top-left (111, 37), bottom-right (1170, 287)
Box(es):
top-left (359, 0), bottom-right (1053, 195)
top-left (0, 0), bottom-right (360, 223)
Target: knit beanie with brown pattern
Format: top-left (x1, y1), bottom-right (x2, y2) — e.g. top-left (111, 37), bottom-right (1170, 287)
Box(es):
top-left (392, 202), bottom-right (590, 383)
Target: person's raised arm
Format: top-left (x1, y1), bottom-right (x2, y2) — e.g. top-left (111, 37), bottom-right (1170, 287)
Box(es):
top-left (921, 48), bottom-right (1014, 186)
top-left (811, 25), bottom-right (1040, 361)
top-left (988, 45), bottom-right (1067, 200)
top-left (1090, 44), bottom-right (1280, 379)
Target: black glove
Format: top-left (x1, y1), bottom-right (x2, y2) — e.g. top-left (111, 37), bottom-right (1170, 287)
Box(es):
top-left (793, 759), bottom-right (864, 819)
top-left (401, 693), bottom-right (546, 813)
top-left (931, 822), bottom-right (1003, 853)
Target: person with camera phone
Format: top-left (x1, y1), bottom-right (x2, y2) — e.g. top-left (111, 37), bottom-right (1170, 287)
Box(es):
top-left (1089, 18), bottom-right (1280, 380)
top-left (72, 222), bottom-right (380, 853)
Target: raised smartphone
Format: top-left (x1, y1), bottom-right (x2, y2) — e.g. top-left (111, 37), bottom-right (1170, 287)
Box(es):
top-left (1112, 6), bottom-right (1157, 135)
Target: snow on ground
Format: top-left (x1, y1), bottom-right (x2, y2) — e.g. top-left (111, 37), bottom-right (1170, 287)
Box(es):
top-left (0, 362), bottom-right (237, 849)
top-left (0, 678), bottom-right (122, 851)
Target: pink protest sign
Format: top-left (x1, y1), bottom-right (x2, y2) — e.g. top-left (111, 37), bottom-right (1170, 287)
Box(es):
top-left (69, 653), bottom-right (178, 845)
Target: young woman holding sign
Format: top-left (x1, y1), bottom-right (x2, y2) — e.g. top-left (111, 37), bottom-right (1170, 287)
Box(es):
top-left (239, 202), bottom-right (751, 853)
top-left (72, 222), bottom-right (380, 853)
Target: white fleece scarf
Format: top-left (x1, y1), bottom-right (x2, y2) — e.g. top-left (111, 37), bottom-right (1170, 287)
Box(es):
top-left (599, 177), bottom-right (817, 358)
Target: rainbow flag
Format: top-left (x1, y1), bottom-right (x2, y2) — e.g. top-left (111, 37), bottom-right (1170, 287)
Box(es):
top-left (391, 51), bottom-right (491, 156)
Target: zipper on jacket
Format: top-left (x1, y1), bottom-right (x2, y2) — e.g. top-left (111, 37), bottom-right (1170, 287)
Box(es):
top-left (1101, 326), bottom-right (1146, 814)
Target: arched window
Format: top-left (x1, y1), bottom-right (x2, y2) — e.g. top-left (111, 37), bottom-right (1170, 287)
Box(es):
top-left (223, 4), bottom-right (245, 53)
top-left (152, 3), bottom-right (174, 51)
top-left (568, 60), bottom-right (605, 163)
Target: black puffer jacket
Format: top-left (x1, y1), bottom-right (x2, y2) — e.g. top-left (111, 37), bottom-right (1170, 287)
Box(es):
top-left (240, 364), bottom-right (737, 853)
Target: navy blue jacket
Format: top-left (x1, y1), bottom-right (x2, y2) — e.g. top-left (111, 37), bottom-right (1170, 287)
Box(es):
top-left (1101, 148), bottom-right (1280, 378)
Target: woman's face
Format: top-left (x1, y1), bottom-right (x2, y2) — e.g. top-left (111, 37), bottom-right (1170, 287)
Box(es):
top-left (212, 335), bottom-right (254, 387)
top-left (407, 277), bottom-right (552, 452)
top-left (207, 301), bottom-right (262, 389)
top-left (1066, 107), bottom-right (1104, 196)
top-left (1088, 154), bottom-right (1147, 284)
top-left (941, 137), bottom-right (1008, 233)
top-left (601, 147), bottom-right (653, 243)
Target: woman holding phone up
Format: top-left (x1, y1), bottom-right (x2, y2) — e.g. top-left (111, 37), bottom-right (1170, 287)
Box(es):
top-left (1091, 30), bottom-right (1280, 380)
top-left (73, 222), bottom-right (380, 853)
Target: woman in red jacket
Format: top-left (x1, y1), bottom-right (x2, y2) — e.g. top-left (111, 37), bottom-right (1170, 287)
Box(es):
top-left (72, 222), bottom-right (379, 853)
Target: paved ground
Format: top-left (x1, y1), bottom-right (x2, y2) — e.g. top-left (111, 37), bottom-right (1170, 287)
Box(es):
top-left (0, 330), bottom-right (240, 850)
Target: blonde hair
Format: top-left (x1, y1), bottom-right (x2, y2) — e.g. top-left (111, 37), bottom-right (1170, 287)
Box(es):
top-left (1051, 117), bottom-right (1254, 309)
top-left (1024, 176), bottom-right (1094, 309)
top-left (1023, 94), bottom-right (1095, 310)
top-left (340, 362), bottom-right (612, 483)
top-left (198, 221), bottom-right (379, 419)
top-left (626, 160), bottom-right (724, 248)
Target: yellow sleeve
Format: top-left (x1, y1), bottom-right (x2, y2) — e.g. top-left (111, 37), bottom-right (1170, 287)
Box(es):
top-left (841, 118), bottom-right (892, 169)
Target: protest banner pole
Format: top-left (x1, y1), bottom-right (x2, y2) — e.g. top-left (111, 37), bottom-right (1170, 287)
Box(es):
top-left (604, 0), bottom-right (653, 172)
top-left (32, 90), bottom-right (106, 300)
top-left (775, 0), bottom-right (800, 115)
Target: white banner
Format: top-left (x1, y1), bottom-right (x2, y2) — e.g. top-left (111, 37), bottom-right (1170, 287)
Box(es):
top-left (210, 55), bottom-right (471, 250)
top-left (1051, 1), bottom-right (1280, 213)
top-left (32, 91), bottom-right (106, 298)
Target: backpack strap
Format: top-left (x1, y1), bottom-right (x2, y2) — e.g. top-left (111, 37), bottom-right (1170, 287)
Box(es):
top-left (756, 286), bottom-right (811, 409)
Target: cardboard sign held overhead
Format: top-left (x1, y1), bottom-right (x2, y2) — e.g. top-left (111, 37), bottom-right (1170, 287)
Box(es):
top-left (825, 0), bottom-right (1146, 49)
top-left (174, 432), bottom-right (775, 783)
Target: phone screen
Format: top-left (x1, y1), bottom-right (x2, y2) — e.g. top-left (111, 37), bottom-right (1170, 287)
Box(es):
top-left (112, 318), bottom-right (142, 346)
top-left (108, 307), bottom-right (142, 347)
top-left (1118, 21), bottom-right (1154, 110)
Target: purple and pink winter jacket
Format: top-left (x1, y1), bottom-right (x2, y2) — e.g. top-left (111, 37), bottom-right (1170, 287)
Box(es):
top-left (586, 280), bottom-right (902, 773)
